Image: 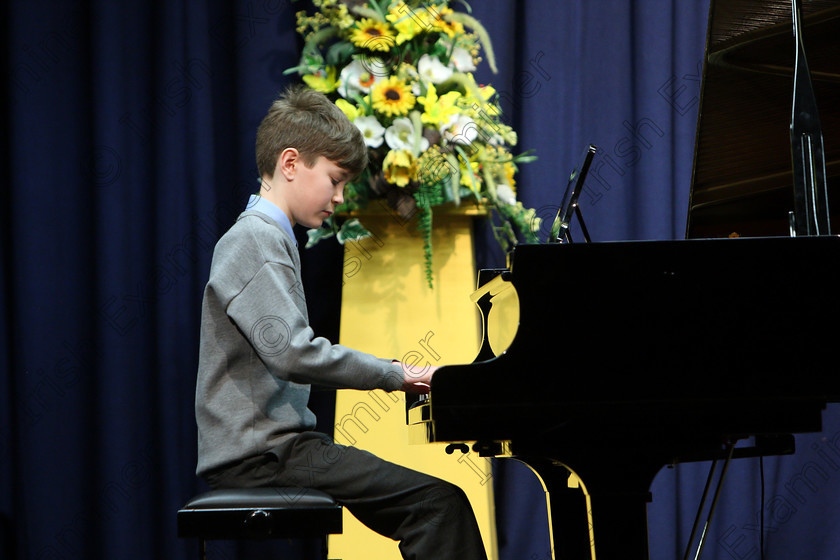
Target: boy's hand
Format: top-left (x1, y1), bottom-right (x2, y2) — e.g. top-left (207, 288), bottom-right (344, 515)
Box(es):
top-left (396, 362), bottom-right (437, 394)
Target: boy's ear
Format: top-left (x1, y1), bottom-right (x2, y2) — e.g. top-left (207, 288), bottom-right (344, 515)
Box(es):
top-left (277, 148), bottom-right (299, 181)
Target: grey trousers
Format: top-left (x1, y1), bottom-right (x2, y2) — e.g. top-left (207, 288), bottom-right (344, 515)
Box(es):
top-left (204, 431), bottom-right (488, 560)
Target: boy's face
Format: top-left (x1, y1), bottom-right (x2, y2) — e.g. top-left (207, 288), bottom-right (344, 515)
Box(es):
top-left (288, 156), bottom-right (349, 229)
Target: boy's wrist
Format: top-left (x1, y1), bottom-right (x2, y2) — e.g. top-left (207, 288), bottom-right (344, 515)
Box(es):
top-left (378, 366), bottom-right (404, 392)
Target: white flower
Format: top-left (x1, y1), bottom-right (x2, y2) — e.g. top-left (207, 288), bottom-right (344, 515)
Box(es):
top-left (385, 117), bottom-right (429, 153)
top-left (338, 59), bottom-right (380, 98)
top-left (403, 65), bottom-right (422, 96)
top-left (417, 54), bottom-right (453, 84)
top-left (354, 115), bottom-right (385, 148)
top-left (441, 113), bottom-right (478, 145)
top-left (496, 183), bottom-right (517, 206)
top-left (449, 47), bottom-right (477, 72)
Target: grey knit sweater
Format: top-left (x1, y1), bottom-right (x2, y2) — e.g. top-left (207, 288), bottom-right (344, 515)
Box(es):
top-left (195, 210), bottom-right (404, 476)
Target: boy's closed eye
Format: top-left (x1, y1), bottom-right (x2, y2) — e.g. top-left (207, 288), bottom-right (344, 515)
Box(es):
top-left (333, 171), bottom-right (350, 186)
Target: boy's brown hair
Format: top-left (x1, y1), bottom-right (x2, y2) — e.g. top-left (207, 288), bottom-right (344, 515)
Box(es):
top-left (256, 85), bottom-right (368, 180)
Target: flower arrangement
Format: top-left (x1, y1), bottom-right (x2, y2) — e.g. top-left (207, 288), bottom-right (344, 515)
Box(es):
top-left (287, 0), bottom-right (540, 285)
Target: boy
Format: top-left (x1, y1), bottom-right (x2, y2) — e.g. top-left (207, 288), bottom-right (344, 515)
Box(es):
top-left (194, 85), bottom-right (488, 560)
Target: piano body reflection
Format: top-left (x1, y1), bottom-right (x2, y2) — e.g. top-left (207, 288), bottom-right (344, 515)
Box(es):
top-left (407, 1), bottom-right (840, 559)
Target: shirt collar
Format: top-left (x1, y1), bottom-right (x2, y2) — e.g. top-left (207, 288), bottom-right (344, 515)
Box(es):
top-left (246, 194), bottom-right (296, 245)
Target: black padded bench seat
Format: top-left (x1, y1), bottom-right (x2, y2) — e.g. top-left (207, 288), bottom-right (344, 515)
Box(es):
top-left (177, 487), bottom-right (343, 559)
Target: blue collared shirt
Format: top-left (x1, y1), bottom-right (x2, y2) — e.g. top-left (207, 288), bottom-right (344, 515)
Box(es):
top-left (246, 194), bottom-right (296, 245)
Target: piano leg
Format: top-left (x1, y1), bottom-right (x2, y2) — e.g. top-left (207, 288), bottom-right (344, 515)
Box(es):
top-left (518, 458), bottom-right (593, 560)
top-left (519, 455), bottom-right (664, 560)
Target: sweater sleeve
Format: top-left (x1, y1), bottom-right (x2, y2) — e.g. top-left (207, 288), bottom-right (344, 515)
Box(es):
top-left (225, 251), bottom-right (404, 393)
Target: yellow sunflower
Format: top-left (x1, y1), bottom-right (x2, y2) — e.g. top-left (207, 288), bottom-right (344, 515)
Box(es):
top-left (350, 18), bottom-right (396, 52)
top-left (431, 6), bottom-right (465, 38)
top-left (372, 76), bottom-right (416, 117)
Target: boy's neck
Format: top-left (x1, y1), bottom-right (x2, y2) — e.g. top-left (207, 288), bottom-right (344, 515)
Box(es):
top-left (259, 177), bottom-right (294, 226)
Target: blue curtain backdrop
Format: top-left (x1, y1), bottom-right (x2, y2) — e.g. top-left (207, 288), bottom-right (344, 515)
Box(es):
top-left (3, 1), bottom-right (839, 560)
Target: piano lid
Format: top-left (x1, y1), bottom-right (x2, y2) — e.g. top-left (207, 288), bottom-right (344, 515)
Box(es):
top-left (686, 0), bottom-right (840, 238)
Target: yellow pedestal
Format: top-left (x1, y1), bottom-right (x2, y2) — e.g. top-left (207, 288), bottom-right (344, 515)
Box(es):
top-left (329, 203), bottom-right (498, 560)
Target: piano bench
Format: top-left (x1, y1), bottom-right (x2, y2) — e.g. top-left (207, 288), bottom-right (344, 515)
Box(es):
top-left (177, 487), bottom-right (343, 560)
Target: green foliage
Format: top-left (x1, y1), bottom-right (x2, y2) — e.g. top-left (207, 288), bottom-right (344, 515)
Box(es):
top-left (412, 180), bottom-right (446, 288)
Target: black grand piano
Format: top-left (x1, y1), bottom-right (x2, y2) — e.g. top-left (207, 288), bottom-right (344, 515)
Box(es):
top-left (407, 1), bottom-right (840, 559)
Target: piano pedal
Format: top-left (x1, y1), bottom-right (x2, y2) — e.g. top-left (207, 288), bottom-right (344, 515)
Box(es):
top-left (445, 443), bottom-right (469, 455)
top-left (472, 441), bottom-right (508, 457)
